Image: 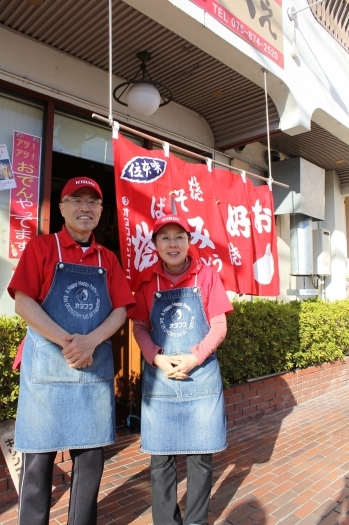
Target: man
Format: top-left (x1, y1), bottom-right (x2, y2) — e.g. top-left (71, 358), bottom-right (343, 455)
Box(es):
top-left (8, 176), bottom-right (135, 525)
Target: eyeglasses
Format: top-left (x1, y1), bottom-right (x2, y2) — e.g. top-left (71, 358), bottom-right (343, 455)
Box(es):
top-left (155, 234), bottom-right (190, 245)
top-left (61, 197), bottom-right (103, 208)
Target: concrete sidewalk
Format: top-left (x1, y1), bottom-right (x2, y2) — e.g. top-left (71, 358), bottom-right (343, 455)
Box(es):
top-left (2, 384), bottom-right (349, 525)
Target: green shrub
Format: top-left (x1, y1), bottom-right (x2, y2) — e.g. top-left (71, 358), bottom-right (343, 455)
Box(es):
top-left (0, 316), bottom-right (26, 422)
top-left (296, 299), bottom-right (349, 368)
top-left (218, 298), bottom-right (349, 387)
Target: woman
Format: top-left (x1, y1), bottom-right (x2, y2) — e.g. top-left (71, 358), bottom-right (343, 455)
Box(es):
top-left (128, 214), bottom-right (233, 525)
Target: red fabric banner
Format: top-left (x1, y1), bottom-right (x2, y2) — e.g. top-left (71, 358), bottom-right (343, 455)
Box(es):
top-left (9, 131), bottom-right (42, 260)
top-left (113, 132), bottom-right (279, 296)
top-left (248, 182), bottom-right (280, 296)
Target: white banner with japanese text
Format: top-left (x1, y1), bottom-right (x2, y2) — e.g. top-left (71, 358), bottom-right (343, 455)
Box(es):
top-left (113, 132), bottom-right (279, 296)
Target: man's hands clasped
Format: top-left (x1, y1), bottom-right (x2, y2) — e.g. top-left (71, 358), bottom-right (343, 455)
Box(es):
top-left (61, 333), bottom-right (97, 369)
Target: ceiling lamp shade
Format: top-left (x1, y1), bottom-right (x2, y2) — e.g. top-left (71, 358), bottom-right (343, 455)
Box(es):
top-left (127, 83), bottom-right (161, 116)
top-left (113, 51), bottom-right (172, 116)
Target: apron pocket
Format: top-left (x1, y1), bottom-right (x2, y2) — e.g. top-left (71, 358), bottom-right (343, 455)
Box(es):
top-left (31, 339), bottom-right (113, 383)
top-left (142, 354), bottom-right (220, 398)
top-left (179, 354), bottom-right (220, 397)
top-left (31, 339), bottom-right (82, 383)
top-left (143, 362), bottom-right (179, 398)
top-left (81, 341), bottom-right (114, 382)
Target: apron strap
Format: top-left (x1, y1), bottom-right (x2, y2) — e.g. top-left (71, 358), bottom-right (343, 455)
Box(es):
top-left (54, 233), bottom-right (62, 262)
top-left (55, 233), bottom-right (102, 267)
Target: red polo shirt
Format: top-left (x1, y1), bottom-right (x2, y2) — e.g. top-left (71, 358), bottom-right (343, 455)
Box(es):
top-left (127, 257), bottom-right (233, 323)
top-left (8, 226), bottom-right (135, 310)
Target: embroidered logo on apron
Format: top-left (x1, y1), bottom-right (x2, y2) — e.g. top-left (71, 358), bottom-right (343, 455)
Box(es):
top-left (63, 281), bottom-right (101, 319)
top-left (159, 301), bottom-right (195, 338)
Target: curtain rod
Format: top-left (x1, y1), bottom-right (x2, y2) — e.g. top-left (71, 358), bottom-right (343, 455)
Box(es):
top-left (92, 112), bottom-right (289, 189)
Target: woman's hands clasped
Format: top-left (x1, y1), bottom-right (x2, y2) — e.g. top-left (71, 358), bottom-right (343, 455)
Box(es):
top-left (153, 353), bottom-right (199, 380)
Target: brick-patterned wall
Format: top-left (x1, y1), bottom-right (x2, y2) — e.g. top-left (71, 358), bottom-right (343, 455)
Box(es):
top-left (224, 356), bottom-right (349, 430)
top-left (2, 357), bottom-right (349, 507)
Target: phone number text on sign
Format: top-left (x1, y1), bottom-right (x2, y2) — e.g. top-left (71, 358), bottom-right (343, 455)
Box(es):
top-left (191, 0), bottom-right (284, 68)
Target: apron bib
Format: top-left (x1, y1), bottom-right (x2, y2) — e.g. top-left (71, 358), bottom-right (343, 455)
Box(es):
top-left (15, 235), bottom-right (115, 452)
top-left (141, 274), bottom-right (227, 454)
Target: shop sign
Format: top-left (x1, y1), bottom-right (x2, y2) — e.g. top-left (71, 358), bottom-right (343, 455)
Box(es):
top-left (0, 420), bottom-right (21, 493)
top-left (9, 131), bottom-right (42, 260)
top-left (190, 0), bottom-right (284, 68)
top-left (113, 132), bottom-right (280, 297)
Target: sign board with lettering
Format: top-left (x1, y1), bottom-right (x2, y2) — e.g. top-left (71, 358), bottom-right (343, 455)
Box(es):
top-left (0, 420), bottom-right (21, 493)
top-left (190, 0), bottom-right (284, 68)
top-left (9, 131), bottom-right (42, 260)
top-left (113, 131), bottom-right (280, 296)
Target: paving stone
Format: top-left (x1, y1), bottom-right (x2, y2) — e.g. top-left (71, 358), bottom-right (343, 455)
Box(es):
top-left (3, 387), bottom-right (349, 524)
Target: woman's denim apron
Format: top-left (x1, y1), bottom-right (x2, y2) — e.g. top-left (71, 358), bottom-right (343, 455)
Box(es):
top-left (15, 234), bottom-right (115, 452)
top-left (141, 274), bottom-right (227, 454)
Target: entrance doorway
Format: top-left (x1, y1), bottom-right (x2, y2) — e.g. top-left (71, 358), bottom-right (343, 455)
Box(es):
top-left (50, 151), bottom-right (141, 427)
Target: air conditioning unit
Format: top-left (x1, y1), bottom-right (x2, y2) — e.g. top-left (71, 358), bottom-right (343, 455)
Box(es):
top-left (313, 229), bottom-right (331, 276)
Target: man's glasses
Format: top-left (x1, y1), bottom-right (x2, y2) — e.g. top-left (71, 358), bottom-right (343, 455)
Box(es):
top-left (62, 197), bottom-right (103, 208)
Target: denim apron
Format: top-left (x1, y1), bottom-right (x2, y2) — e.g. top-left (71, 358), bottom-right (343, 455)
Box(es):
top-left (15, 234), bottom-right (115, 452)
top-left (141, 273), bottom-right (227, 454)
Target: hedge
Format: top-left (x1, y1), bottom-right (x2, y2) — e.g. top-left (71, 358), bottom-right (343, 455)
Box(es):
top-left (2, 299), bottom-right (349, 421)
top-left (218, 298), bottom-right (349, 387)
top-left (0, 315), bottom-right (26, 422)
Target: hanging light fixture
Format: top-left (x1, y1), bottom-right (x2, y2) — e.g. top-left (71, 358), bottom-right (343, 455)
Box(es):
top-left (113, 51), bottom-right (172, 117)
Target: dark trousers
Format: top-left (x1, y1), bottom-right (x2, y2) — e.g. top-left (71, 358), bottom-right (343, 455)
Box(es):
top-left (18, 447), bottom-right (104, 525)
top-left (150, 453), bottom-right (213, 525)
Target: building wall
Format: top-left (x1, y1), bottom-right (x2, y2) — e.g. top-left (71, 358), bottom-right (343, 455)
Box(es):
top-left (345, 198), bottom-right (349, 269)
top-left (127, 0), bottom-right (349, 141)
top-left (271, 170), bottom-right (348, 303)
top-left (0, 189), bottom-right (15, 316)
top-left (322, 170), bottom-right (347, 300)
top-left (0, 26), bottom-right (214, 150)
top-left (1, 3), bottom-right (349, 305)
top-left (276, 213), bottom-right (292, 302)
top-left (0, 25), bottom-right (214, 317)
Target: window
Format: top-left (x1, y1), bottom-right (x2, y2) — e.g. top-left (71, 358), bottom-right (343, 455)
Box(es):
top-left (53, 112), bottom-right (143, 165)
top-left (0, 91), bottom-right (44, 316)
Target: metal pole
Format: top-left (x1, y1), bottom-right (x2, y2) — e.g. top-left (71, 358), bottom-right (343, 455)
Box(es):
top-left (288, 0), bottom-right (325, 20)
top-left (108, 0), bottom-right (113, 124)
top-left (263, 69), bottom-right (273, 185)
